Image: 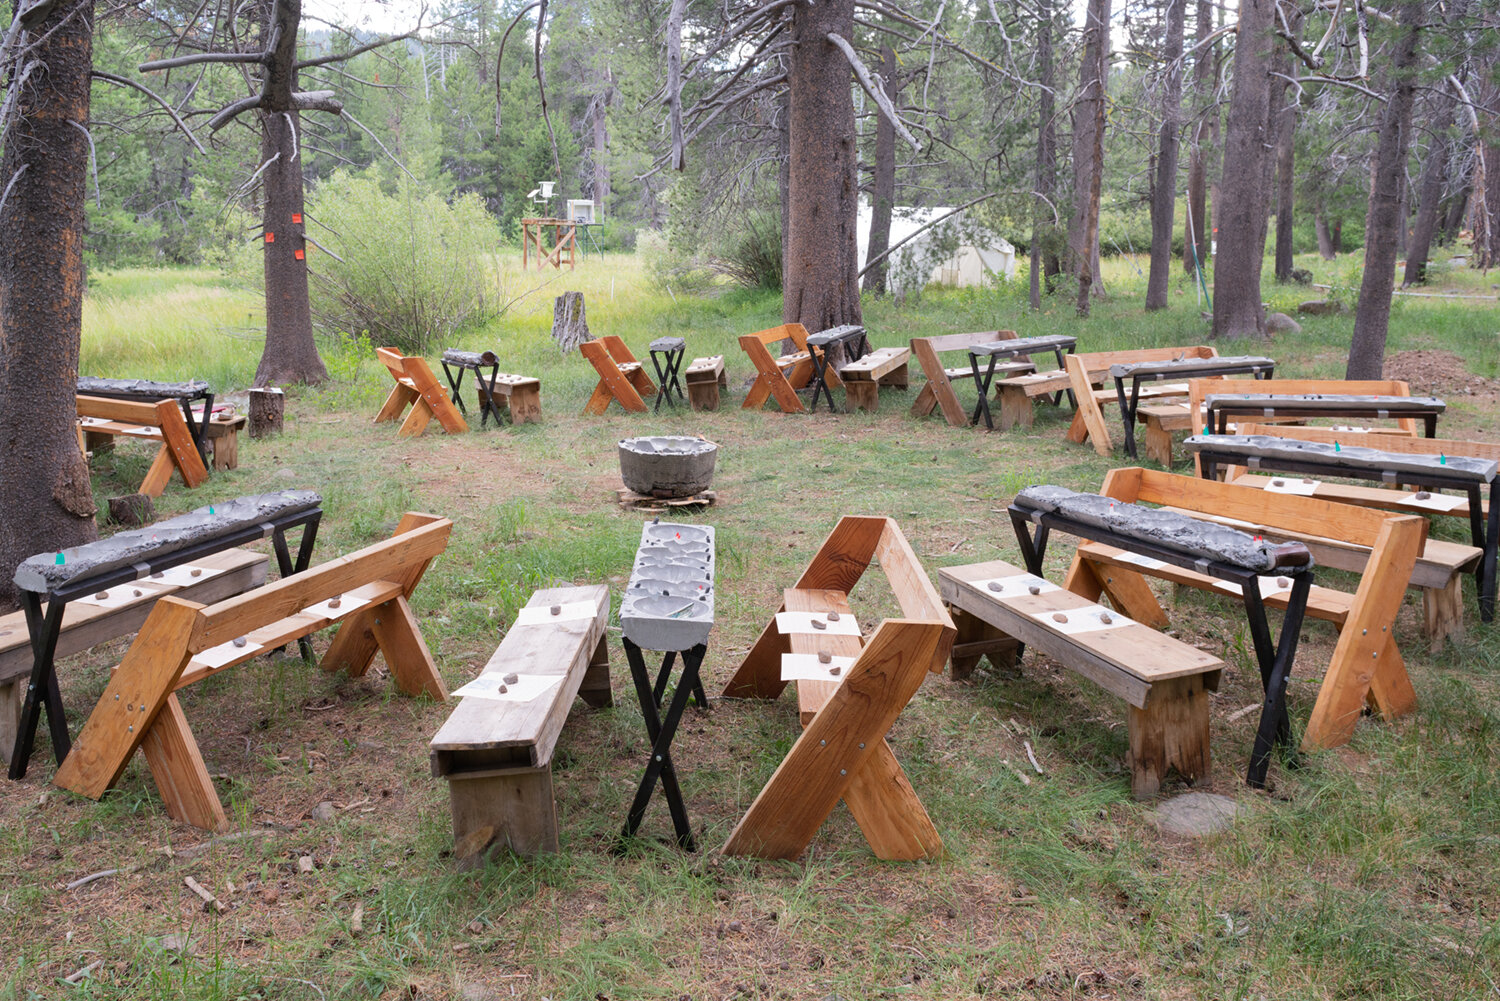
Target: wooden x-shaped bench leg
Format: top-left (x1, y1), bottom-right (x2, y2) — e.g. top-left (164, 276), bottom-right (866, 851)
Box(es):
top-left (723, 619), bottom-right (945, 860)
top-left (739, 336), bottom-right (806, 414)
top-left (580, 341), bottom-right (649, 414)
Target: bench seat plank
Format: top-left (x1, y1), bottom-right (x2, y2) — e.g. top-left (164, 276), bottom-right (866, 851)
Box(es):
top-left (786, 589), bottom-right (861, 724)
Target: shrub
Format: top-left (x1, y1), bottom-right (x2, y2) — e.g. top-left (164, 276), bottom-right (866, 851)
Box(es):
top-left (306, 172), bottom-right (503, 355)
top-left (710, 211), bottom-right (782, 290)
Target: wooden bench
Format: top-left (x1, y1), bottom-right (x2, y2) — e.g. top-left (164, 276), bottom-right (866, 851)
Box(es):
top-left (439, 349), bottom-right (541, 427)
top-left (684, 354), bottom-right (727, 411)
top-left (1066, 346), bottom-right (1219, 454)
top-left (79, 376), bottom-right (214, 465)
top-left (580, 335), bottom-right (658, 414)
top-left (838, 345), bottom-right (911, 411)
top-left (1059, 468), bottom-right (1426, 753)
top-left (430, 585), bottom-right (611, 865)
top-left (910, 331), bottom-right (1024, 426)
top-left (1110, 355), bottom-right (1274, 458)
top-left (739, 323), bottom-right (817, 414)
top-left (375, 347), bottom-right (470, 436)
top-left (54, 512), bottom-right (452, 832)
top-left (203, 412), bottom-right (248, 471)
top-left (722, 516), bottom-right (954, 860)
top-left (941, 558), bottom-right (1225, 797)
top-left (77, 395), bottom-right (210, 497)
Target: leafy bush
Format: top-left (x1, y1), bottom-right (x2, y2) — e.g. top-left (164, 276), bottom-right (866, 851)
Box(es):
top-left (306, 172), bottom-right (503, 354)
top-left (710, 211), bottom-right (781, 290)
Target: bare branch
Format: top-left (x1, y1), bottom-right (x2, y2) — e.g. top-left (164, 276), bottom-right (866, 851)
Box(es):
top-left (1271, 70), bottom-right (1385, 101)
top-left (340, 109), bottom-right (416, 181)
top-left (857, 192), bottom-right (1000, 278)
top-left (91, 69), bottom-right (208, 154)
top-left (295, 29), bottom-right (420, 70)
top-left (301, 231), bottom-right (345, 263)
top-left (494, 1), bottom-right (542, 134)
top-left (290, 90), bottom-right (342, 114)
top-left (139, 50), bottom-right (265, 72)
top-left (68, 121), bottom-right (100, 208)
top-left (0, 165), bottom-right (28, 220)
top-left (207, 94), bottom-right (263, 130)
top-left (827, 31), bottom-right (920, 150)
top-left (534, 0), bottom-right (563, 185)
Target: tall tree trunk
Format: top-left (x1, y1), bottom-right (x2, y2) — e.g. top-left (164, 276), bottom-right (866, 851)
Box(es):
top-left (1212, 0), bottom-right (1277, 339)
top-left (253, 0), bottom-right (327, 386)
top-left (0, 0), bottom-right (99, 607)
top-left (591, 72), bottom-right (612, 207)
top-left (1272, 11), bottom-right (1301, 281)
top-left (1146, 0), bottom-right (1186, 309)
top-left (1315, 213), bottom-right (1335, 259)
top-left (1184, 0), bottom-right (1212, 274)
top-left (1407, 111), bottom-right (1451, 283)
top-left (863, 45), bottom-right (897, 295)
top-left (1441, 175), bottom-right (1471, 243)
top-left (1349, 0), bottom-right (1424, 380)
top-left (1067, 0), bottom-right (1111, 317)
top-left (1031, 0), bottom-right (1057, 309)
top-left (783, 0), bottom-right (861, 330)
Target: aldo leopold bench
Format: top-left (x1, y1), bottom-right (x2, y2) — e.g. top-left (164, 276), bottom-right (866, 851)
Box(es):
top-left (1188, 432), bottom-right (1498, 622)
top-left (1008, 484), bottom-right (1315, 789)
top-left (1065, 346), bottom-right (1221, 454)
top-left (909, 330), bottom-right (1023, 427)
top-left (1057, 468), bottom-right (1425, 752)
top-left (1109, 354), bottom-right (1274, 458)
top-left (78, 376), bottom-right (214, 465)
top-left (580, 335), bottom-right (658, 414)
top-left (54, 512), bottom-right (451, 832)
top-left (738, 323), bottom-right (817, 413)
top-left (439, 349), bottom-right (541, 427)
top-left (431, 585), bottom-right (611, 864)
top-left (5, 490), bottom-right (322, 779)
top-left (376, 347), bottom-right (470, 436)
top-left (76, 393), bottom-right (211, 498)
top-left (721, 516), bottom-right (954, 860)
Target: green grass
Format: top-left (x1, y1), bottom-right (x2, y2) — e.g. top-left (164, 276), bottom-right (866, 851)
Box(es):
top-left (12, 249), bottom-right (1500, 999)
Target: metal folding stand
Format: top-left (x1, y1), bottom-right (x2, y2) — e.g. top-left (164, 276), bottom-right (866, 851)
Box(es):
top-left (1207, 398), bottom-right (1443, 438)
top-left (1114, 360), bottom-right (1274, 458)
top-left (441, 357), bottom-right (507, 428)
top-left (620, 638), bottom-right (705, 850)
top-left (1006, 500), bottom-right (1314, 788)
top-left (8, 506), bottom-right (322, 779)
top-left (648, 337), bottom-right (687, 412)
top-left (1195, 443), bottom-right (1500, 622)
top-left (967, 337), bottom-right (1078, 428)
top-left (804, 326), bottom-right (869, 414)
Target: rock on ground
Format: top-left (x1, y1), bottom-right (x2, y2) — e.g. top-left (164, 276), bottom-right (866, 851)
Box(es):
top-left (1151, 792), bottom-right (1244, 837)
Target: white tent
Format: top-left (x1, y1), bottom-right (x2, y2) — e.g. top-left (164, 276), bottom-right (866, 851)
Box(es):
top-left (857, 203), bottom-right (1016, 298)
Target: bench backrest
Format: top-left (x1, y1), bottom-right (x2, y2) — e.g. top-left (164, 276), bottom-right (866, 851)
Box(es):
top-left (919, 330), bottom-right (1017, 354)
top-left (742, 323), bottom-right (811, 351)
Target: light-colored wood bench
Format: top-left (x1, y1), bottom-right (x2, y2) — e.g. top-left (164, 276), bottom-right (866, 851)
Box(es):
top-left (375, 348), bottom-right (470, 435)
top-left (941, 558), bottom-right (1225, 798)
top-left (54, 513), bottom-right (452, 832)
top-left (476, 373), bottom-right (542, 425)
top-left (739, 323), bottom-right (819, 413)
top-left (838, 345), bottom-right (910, 411)
top-left (1064, 468), bottom-right (1425, 752)
top-left (430, 585), bottom-right (611, 865)
top-left (722, 516), bottom-right (955, 860)
top-left (684, 354), bottom-right (727, 411)
top-left (77, 395), bottom-right (211, 497)
top-left (0, 548), bottom-right (268, 764)
top-left (910, 331), bottom-right (1024, 426)
top-left (1067, 346), bottom-right (1219, 454)
top-left (202, 412), bottom-right (248, 471)
top-left (580, 336), bottom-right (657, 414)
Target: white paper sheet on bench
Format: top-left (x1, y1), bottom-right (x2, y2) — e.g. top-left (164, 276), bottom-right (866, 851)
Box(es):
top-left (452, 672), bottom-right (563, 703)
top-left (1110, 552), bottom-right (1168, 571)
top-left (780, 653), bottom-right (857, 682)
top-left (969, 573), bottom-right (1060, 597)
top-left (774, 611), bottom-right (862, 636)
top-left (303, 594), bottom-right (370, 619)
top-left (1027, 604), bottom-right (1133, 635)
top-left (515, 601), bottom-right (598, 626)
top-left (1212, 576), bottom-right (1296, 598)
top-left (191, 638), bottom-right (263, 670)
top-left (1264, 477), bottom-right (1322, 496)
top-left (1401, 491), bottom-right (1466, 512)
top-left (132, 426), bottom-right (163, 437)
top-left (77, 416), bottom-right (110, 428)
top-left (146, 563), bottom-right (230, 588)
top-left (74, 581), bottom-right (171, 609)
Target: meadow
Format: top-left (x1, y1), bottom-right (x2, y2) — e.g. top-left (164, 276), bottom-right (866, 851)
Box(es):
top-left (4, 248), bottom-right (1499, 1000)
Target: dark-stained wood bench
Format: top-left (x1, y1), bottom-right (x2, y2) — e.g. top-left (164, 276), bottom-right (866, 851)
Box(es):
top-left (54, 512), bottom-right (451, 832)
top-left (684, 354), bottom-right (727, 411)
top-left (430, 585), bottom-right (610, 865)
top-left (941, 558), bottom-right (1225, 798)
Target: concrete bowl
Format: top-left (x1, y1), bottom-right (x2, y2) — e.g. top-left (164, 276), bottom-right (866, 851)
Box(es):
top-left (618, 436), bottom-right (719, 498)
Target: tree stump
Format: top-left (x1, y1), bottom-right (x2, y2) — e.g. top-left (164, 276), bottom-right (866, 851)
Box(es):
top-left (552, 291), bottom-right (592, 353)
top-left (249, 387), bottom-right (284, 438)
top-left (107, 493), bottom-right (155, 527)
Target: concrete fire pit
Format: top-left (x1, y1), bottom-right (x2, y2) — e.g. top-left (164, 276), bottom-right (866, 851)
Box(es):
top-left (618, 436), bottom-right (719, 499)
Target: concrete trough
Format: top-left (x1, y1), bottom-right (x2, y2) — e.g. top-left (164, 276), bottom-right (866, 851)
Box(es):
top-left (619, 520), bottom-right (715, 652)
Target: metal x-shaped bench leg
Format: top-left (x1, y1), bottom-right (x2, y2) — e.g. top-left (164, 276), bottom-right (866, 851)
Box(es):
top-left (620, 638), bottom-right (702, 850)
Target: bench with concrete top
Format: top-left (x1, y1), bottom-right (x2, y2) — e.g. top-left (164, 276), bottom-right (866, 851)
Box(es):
top-left (5, 489), bottom-right (324, 780)
top-left (78, 376), bottom-right (214, 464)
top-left (1006, 481), bottom-right (1319, 790)
top-left (439, 349), bottom-right (541, 427)
top-left (1059, 468), bottom-right (1427, 754)
top-left (1110, 355), bottom-right (1274, 459)
top-left (430, 584), bottom-right (611, 865)
top-left (1204, 393), bottom-right (1445, 437)
top-left (966, 334), bottom-right (1079, 429)
top-left (1064, 346), bottom-right (1221, 452)
top-left (909, 330), bottom-right (1025, 427)
top-left (1187, 432), bottom-right (1498, 623)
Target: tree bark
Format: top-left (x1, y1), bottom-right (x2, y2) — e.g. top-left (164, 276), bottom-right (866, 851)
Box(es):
top-left (1441, 178), bottom-right (1471, 243)
top-left (252, 0), bottom-right (327, 387)
top-left (1067, 0), bottom-right (1111, 317)
top-left (1348, 0), bottom-right (1424, 380)
top-left (1314, 214), bottom-right (1335, 259)
top-left (1272, 10), bottom-right (1301, 281)
top-left (1146, 0), bottom-right (1187, 309)
top-left (783, 0), bottom-right (861, 330)
top-left (1031, 0), bottom-right (1058, 309)
top-left (0, 0), bottom-right (100, 607)
top-left (862, 45), bottom-right (898, 295)
top-left (1184, 0), bottom-right (1213, 274)
top-left (1211, 0), bottom-right (1277, 339)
